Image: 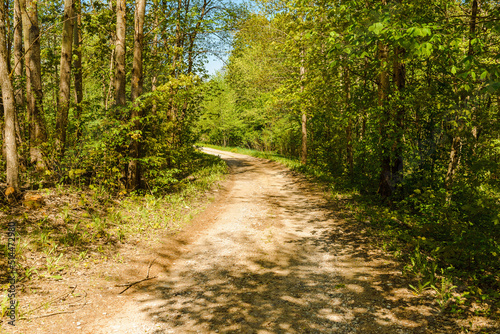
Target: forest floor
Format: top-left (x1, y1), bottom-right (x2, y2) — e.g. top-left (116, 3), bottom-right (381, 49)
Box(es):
top-left (2, 148), bottom-right (499, 333)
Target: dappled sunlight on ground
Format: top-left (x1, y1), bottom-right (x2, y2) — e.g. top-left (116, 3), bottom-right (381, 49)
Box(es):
top-left (86, 148), bottom-right (476, 333)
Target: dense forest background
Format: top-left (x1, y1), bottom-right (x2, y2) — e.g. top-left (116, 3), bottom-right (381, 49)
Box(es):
top-left (1, 0), bottom-right (500, 317)
top-left (0, 0), bottom-right (244, 194)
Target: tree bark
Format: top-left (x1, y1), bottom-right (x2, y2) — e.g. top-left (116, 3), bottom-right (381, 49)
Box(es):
top-left (73, 0), bottom-right (83, 140)
top-left (13, 0), bottom-right (24, 147)
top-left (392, 46), bottom-right (405, 186)
top-left (55, 0), bottom-right (75, 158)
top-left (0, 4), bottom-right (20, 191)
top-left (344, 67), bottom-right (353, 176)
top-left (21, 0), bottom-right (48, 169)
top-left (13, 0), bottom-right (24, 107)
top-left (300, 49), bottom-right (307, 165)
top-left (114, 0), bottom-right (126, 106)
top-left (127, 0), bottom-right (146, 191)
top-left (377, 40), bottom-right (391, 197)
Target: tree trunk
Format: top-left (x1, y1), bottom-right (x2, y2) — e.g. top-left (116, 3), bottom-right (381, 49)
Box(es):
top-left (127, 0), bottom-right (146, 191)
top-left (151, 0), bottom-right (159, 94)
top-left (13, 0), bottom-right (25, 147)
top-left (114, 0), bottom-right (126, 106)
top-left (377, 40), bottom-right (391, 197)
top-left (300, 49), bottom-right (307, 165)
top-left (21, 0), bottom-right (48, 169)
top-left (73, 0), bottom-right (83, 140)
top-left (344, 67), bottom-right (353, 176)
top-left (55, 0), bottom-right (75, 158)
top-left (392, 46), bottom-right (405, 186)
top-left (0, 4), bottom-right (20, 191)
top-left (13, 0), bottom-right (24, 107)
top-left (4, 0), bottom-right (11, 74)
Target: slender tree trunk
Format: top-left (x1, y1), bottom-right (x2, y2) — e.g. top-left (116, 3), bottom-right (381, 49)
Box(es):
top-left (13, 0), bottom-right (24, 147)
top-left (377, 40), bottom-right (391, 197)
top-left (0, 4), bottom-right (20, 191)
top-left (4, 0), bottom-right (11, 73)
top-left (392, 46), bottom-right (405, 185)
top-left (73, 0), bottom-right (83, 140)
top-left (151, 0), bottom-right (159, 94)
top-left (21, 0), bottom-right (48, 169)
top-left (13, 0), bottom-right (24, 107)
top-left (55, 0), bottom-right (75, 158)
top-left (300, 49), bottom-right (307, 165)
top-left (127, 0), bottom-right (146, 191)
top-left (114, 0), bottom-right (126, 106)
top-left (105, 49), bottom-right (115, 110)
top-left (344, 67), bottom-right (353, 176)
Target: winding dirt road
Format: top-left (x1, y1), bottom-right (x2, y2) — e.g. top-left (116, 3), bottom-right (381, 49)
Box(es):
top-left (80, 148), bottom-right (453, 333)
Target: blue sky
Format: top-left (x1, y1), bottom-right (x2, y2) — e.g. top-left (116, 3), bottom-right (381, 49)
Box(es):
top-left (205, 55), bottom-right (225, 76)
top-left (203, 0), bottom-right (251, 76)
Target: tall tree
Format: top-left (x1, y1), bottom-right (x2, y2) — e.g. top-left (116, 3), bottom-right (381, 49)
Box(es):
top-left (13, 0), bottom-right (24, 147)
top-left (56, 0), bottom-right (75, 157)
top-left (21, 0), bottom-right (48, 168)
top-left (73, 0), bottom-right (83, 139)
top-left (0, 1), bottom-right (20, 191)
top-left (127, 0), bottom-right (147, 190)
top-left (13, 0), bottom-right (24, 108)
top-left (300, 49), bottom-right (307, 165)
top-left (114, 0), bottom-right (126, 106)
top-left (377, 38), bottom-right (391, 197)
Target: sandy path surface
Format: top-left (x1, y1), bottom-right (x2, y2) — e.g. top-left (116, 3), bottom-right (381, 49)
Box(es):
top-left (76, 148), bottom-right (449, 334)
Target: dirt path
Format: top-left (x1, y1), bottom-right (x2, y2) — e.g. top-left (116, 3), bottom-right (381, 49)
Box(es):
top-left (80, 148), bottom-right (455, 334)
top-left (9, 148), bottom-right (466, 333)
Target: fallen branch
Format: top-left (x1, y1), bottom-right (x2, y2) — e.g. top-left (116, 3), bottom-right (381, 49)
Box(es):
top-left (29, 310), bottom-right (76, 319)
top-left (24, 290), bottom-right (87, 320)
top-left (24, 285), bottom-right (78, 317)
top-left (116, 258), bottom-right (158, 294)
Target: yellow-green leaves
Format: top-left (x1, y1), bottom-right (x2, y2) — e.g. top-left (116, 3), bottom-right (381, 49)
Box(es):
top-left (369, 22), bottom-right (385, 35)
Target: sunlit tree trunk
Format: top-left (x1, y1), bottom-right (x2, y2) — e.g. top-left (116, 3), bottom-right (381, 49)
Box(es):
top-left (151, 0), bottom-right (160, 93)
top-left (114, 0), bottom-right (126, 106)
top-left (13, 0), bottom-right (24, 108)
top-left (21, 0), bottom-right (48, 169)
top-left (13, 0), bottom-right (24, 146)
top-left (127, 0), bottom-right (146, 190)
top-left (300, 49), bottom-right (307, 165)
top-left (56, 0), bottom-right (75, 157)
top-left (73, 0), bottom-right (83, 140)
top-left (0, 4), bottom-right (20, 191)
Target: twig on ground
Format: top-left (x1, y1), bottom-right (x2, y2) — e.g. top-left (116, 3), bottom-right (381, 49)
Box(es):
top-left (24, 285), bottom-right (78, 316)
top-left (29, 310), bottom-right (76, 319)
top-left (116, 258), bottom-right (158, 294)
top-left (24, 289), bottom-right (88, 320)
